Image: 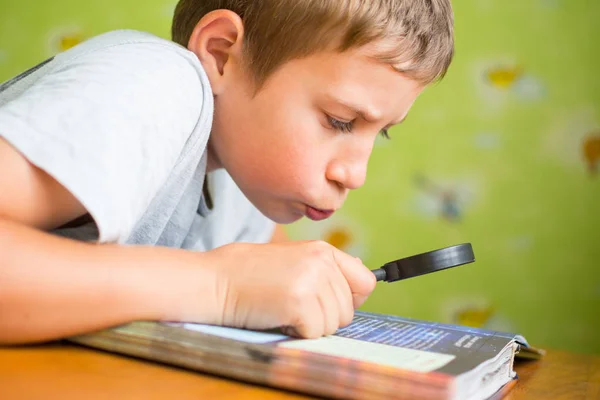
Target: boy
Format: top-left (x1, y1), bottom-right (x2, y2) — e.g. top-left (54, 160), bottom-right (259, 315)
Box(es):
top-left (0, 0), bottom-right (453, 344)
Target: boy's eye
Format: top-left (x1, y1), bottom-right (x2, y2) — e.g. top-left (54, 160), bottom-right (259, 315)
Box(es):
top-left (326, 115), bottom-right (353, 133)
top-left (326, 115), bottom-right (391, 140)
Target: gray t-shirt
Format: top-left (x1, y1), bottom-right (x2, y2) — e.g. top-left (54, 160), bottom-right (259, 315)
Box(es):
top-left (0, 30), bottom-right (275, 250)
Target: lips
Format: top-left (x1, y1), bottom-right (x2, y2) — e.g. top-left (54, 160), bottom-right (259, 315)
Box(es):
top-left (305, 206), bottom-right (334, 221)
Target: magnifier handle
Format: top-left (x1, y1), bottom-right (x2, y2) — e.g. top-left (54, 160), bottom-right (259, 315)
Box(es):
top-left (372, 268), bottom-right (387, 282)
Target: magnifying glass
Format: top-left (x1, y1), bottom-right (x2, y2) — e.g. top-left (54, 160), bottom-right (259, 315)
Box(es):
top-left (371, 243), bottom-right (475, 282)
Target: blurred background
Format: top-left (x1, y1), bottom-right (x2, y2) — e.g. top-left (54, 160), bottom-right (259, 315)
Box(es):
top-left (0, 1), bottom-right (598, 355)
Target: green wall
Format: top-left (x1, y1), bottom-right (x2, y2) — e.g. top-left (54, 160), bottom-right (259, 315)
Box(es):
top-left (1, 1), bottom-right (598, 355)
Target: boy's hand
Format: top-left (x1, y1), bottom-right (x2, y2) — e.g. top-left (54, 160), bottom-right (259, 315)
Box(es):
top-left (204, 241), bottom-right (376, 338)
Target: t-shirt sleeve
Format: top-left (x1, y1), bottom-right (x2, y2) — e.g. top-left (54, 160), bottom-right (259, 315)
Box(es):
top-left (0, 41), bottom-right (206, 243)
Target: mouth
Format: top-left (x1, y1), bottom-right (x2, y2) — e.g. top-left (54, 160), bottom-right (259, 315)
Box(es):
top-left (305, 205), bottom-right (335, 221)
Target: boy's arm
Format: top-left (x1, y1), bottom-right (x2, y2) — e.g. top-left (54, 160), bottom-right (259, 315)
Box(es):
top-left (0, 139), bottom-right (375, 345)
top-left (0, 138), bottom-right (87, 230)
top-left (0, 138), bottom-right (222, 344)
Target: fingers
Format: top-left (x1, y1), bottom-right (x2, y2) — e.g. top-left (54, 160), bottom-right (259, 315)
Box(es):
top-left (352, 293), bottom-right (370, 309)
top-left (244, 240), bottom-right (376, 340)
top-left (303, 256), bottom-right (357, 337)
top-left (284, 261), bottom-right (352, 338)
top-left (331, 247), bottom-right (377, 305)
top-left (320, 280), bottom-right (340, 336)
top-left (291, 295), bottom-right (324, 339)
top-left (293, 276), bottom-right (344, 338)
top-left (326, 262), bottom-right (355, 328)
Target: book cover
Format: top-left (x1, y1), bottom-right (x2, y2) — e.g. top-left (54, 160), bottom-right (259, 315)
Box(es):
top-left (69, 310), bottom-right (544, 400)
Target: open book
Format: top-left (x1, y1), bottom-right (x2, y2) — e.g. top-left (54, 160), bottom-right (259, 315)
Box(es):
top-left (68, 311), bottom-right (544, 400)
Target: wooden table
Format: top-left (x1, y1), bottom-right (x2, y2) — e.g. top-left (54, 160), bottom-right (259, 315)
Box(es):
top-left (0, 343), bottom-right (598, 399)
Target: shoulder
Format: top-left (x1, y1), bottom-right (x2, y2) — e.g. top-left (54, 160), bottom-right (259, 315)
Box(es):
top-left (49, 29), bottom-right (210, 90)
top-left (1, 29), bottom-right (213, 109)
top-left (0, 30), bottom-right (215, 244)
top-left (55, 29), bottom-right (194, 63)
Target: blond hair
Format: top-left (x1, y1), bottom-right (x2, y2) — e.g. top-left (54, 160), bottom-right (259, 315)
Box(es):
top-left (172, 0), bottom-right (454, 88)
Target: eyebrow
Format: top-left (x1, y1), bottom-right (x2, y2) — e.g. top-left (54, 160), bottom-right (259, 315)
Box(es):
top-left (326, 95), bottom-right (382, 122)
top-left (327, 94), bottom-right (408, 128)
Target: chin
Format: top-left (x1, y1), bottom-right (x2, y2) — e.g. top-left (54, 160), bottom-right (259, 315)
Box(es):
top-left (271, 213), bottom-right (304, 225)
top-left (245, 194), bottom-right (304, 224)
top-left (260, 207), bottom-right (303, 225)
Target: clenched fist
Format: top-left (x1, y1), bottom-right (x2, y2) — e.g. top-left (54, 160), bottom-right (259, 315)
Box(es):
top-left (204, 240), bottom-right (376, 338)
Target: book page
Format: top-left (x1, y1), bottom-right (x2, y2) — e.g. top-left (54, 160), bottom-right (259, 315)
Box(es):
top-left (168, 323), bottom-right (289, 344)
top-left (335, 313), bottom-right (456, 350)
top-left (166, 311), bottom-right (518, 375)
top-left (337, 312), bottom-right (518, 375)
top-left (278, 335), bottom-right (456, 372)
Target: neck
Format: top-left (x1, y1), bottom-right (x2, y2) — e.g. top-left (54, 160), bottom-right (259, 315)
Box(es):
top-left (205, 140), bottom-right (222, 173)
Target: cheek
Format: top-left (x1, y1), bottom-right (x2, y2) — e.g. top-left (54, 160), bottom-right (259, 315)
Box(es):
top-left (283, 130), bottom-right (333, 198)
top-left (254, 93), bottom-right (324, 166)
top-left (252, 117), bottom-right (329, 199)
top-left (213, 77), bottom-right (331, 196)
top-left (212, 91), bottom-right (259, 163)
top-left (260, 122), bottom-right (320, 187)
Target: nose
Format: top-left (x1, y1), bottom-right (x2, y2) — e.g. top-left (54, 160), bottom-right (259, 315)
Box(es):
top-left (326, 154), bottom-right (369, 190)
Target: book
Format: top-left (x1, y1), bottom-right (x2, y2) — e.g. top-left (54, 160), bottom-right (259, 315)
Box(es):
top-left (68, 310), bottom-right (544, 400)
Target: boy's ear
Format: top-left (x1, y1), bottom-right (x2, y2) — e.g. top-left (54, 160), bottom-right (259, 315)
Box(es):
top-left (187, 10), bottom-right (244, 95)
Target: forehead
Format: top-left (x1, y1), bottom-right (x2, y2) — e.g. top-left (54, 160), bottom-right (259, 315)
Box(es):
top-left (262, 44), bottom-right (424, 120)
